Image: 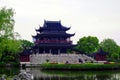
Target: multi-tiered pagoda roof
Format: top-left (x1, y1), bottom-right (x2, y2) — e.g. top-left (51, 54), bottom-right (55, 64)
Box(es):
top-left (33, 21), bottom-right (74, 38)
top-left (32, 20), bottom-right (75, 54)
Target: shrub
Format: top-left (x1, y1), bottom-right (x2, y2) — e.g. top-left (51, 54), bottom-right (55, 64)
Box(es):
top-left (0, 62), bottom-right (5, 67)
top-left (2, 56), bottom-right (15, 62)
top-left (10, 62), bottom-right (20, 67)
top-left (41, 63), bottom-right (120, 70)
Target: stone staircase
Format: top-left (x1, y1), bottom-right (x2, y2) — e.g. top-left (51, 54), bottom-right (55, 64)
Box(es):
top-left (30, 53), bottom-right (96, 64)
top-left (82, 54), bottom-right (96, 62)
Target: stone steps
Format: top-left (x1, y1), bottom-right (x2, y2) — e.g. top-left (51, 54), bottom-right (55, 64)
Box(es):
top-left (30, 54), bottom-right (96, 64)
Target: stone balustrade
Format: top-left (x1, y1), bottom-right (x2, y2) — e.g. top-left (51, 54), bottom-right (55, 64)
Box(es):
top-left (30, 54), bottom-right (96, 64)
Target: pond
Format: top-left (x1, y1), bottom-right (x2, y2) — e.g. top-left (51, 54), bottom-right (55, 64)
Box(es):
top-left (0, 67), bottom-right (120, 80)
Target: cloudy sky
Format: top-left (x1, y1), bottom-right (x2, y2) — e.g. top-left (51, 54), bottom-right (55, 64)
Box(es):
top-left (0, 0), bottom-right (120, 45)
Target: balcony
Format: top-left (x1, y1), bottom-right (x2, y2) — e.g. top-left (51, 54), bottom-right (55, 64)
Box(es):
top-left (35, 40), bottom-right (72, 44)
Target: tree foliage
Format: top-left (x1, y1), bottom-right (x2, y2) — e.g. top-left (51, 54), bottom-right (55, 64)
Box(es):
top-left (0, 7), bottom-right (14, 38)
top-left (100, 39), bottom-right (119, 60)
top-left (76, 36), bottom-right (99, 54)
top-left (0, 8), bottom-right (21, 62)
top-left (20, 39), bottom-right (34, 50)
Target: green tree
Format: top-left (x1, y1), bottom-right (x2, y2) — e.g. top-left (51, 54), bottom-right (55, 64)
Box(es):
top-left (76, 36), bottom-right (99, 54)
top-left (0, 8), bottom-right (21, 62)
top-left (111, 53), bottom-right (119, 61)
top-left (100, 39), bottom-right (119, 60)
top-left (0, 7), bottom-right (14, 38)
top-left (1, 39), bottom-right (22, 62)
top-left (20, 39), bottom-right (33, 50)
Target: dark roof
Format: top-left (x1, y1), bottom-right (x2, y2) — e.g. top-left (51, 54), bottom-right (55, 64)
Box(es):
top-left (44, 20), bottom-right (61, 28)
top-left (20, 48), bottom-right (32, 55)
top-left (92, 49), bottom-right (108, 56)
top-left (32, 32), bottom-right (75, 38)
top-left (36, 20), bottom-right (70, 32)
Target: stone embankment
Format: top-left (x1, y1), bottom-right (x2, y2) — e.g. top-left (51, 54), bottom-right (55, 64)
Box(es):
top-left (30, 53), bottom-right (96, 65)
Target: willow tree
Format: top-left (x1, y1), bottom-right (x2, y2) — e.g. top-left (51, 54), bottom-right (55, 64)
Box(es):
top-left (0, 8), bottom-right (21, 62)
top-left (0, 8), bottom-right (14, 38)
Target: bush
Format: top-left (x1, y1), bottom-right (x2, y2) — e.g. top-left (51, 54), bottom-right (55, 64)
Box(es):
top-left (11, 62), bottom-right (20, 67)
top-left (2, 56), bottom-right (15, 62)
top-left (0, 61), bottom-right (20, 67)
top-left (41, 63), bottom-right (120, 70)
top-left (0, 62), bottom-right (5, 67)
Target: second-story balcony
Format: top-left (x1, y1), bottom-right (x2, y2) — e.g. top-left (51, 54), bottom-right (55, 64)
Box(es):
top-left (35, 40), bottom-right (72, 44)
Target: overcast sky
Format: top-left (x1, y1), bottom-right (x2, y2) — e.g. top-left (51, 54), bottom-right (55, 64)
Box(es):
top-left (0, 0), bottom-right (120, 45)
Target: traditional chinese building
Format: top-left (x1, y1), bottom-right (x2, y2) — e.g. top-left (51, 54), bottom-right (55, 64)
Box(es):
top-left (20, 20), bottom-right (97, 66)
top-left (93, 49), bottom-right (108, 61)
top-left (32, 20), bottom-right (75, 54)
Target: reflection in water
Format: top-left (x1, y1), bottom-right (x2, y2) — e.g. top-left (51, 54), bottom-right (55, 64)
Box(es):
top-left (0, 67), bottom-right (20, 80)
top-left (0, 67), bottom-right (120, 80)
top-left (23, 68), bottom-right (120, 80)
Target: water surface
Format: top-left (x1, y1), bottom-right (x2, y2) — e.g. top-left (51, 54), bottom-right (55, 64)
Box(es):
top-left (0, 67), bottom-right (120, 80)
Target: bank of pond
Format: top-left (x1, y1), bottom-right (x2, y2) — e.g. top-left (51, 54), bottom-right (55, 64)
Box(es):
top-left (1, 61), bottom-right (120, 71)
top-left (40, 62), bottom-right (120, 71)
top-left (0, 62), bottom-right (19, 67)
top-left (1, 67), bottom-right (120, 80)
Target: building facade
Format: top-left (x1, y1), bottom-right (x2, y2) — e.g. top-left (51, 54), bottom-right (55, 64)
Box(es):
top-left (32, 20), bottom-right (75, 54)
